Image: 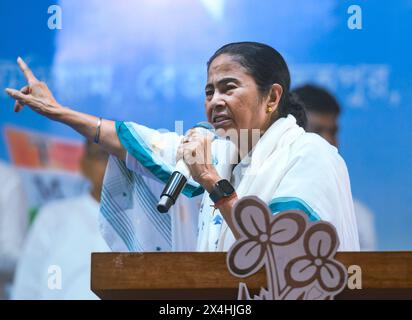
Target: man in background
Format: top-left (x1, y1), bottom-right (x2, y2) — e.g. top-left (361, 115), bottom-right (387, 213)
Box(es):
top-left (11, 141), bottom-right (109, 299)
top-left (293, 84), bottom-right (377, 251)
top-left (0, 161), bottom-right (28, 299)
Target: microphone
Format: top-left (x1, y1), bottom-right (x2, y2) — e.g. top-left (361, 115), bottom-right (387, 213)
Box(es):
top-left (157, 122), bottom-right (215, 213)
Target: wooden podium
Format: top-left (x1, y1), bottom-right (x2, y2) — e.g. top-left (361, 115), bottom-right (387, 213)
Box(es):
top-left (91, 252), bottom-right (412, 300)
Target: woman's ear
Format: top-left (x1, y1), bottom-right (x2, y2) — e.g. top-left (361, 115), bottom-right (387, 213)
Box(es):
top-left (267, 83), bottom-right (283, 110)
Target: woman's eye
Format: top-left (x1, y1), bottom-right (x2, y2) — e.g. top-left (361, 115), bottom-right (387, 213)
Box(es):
top-left (225, 84), bottom-right (237, 92)
top-left (205, 90), bottom-right (214, 97)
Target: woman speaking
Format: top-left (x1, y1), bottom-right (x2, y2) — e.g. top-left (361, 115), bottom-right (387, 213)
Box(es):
top-left (5, 42), bottom-right (360, 252)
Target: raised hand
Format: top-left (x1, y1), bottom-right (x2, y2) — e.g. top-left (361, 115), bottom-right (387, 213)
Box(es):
top-left (5, 57), bottom-right (63, 119)
top-left (4, 57), bottom-right (126, 160)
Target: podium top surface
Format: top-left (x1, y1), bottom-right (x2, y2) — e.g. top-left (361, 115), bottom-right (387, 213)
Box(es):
top-left (91, 251), bottom-right (412, 300)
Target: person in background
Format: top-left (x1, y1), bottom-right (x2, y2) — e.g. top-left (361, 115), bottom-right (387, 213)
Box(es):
top-left (292, 84), bottom-right (378, 251)
top-left (11, 141), bottom-right (110, 300)
top-left (0, 161), bottom-right (28, 299)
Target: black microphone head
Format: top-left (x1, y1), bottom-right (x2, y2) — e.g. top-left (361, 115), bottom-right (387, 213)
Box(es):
top-left (157, 172), bottom-right (187, 213)
top-left (157, 195), bottom-right (174, 213)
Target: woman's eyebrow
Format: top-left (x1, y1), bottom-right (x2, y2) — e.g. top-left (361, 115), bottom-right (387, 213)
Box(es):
top-left (205, 77), bottom-right (240, 90)
top-left (217, 77), bottom-right (240, 86)
top-left (205, 83), bottom-right (214, 91)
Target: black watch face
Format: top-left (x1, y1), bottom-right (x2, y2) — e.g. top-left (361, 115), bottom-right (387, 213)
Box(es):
top-left (217, 179), bottom-right (234, 195)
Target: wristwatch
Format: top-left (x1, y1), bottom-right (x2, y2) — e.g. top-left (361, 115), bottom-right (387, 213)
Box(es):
top-left (209, 179), bottom-right (235, 204)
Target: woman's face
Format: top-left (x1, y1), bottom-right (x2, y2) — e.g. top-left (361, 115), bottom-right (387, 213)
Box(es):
top-left (205, 54), bottom-right (272, 137)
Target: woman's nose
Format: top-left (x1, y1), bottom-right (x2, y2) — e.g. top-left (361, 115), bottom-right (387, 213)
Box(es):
top-left (208, 92), bottom-right (226, 110)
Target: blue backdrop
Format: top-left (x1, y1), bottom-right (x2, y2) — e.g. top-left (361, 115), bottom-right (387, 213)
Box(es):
top-left (1, 0), bottom-right (411, 250)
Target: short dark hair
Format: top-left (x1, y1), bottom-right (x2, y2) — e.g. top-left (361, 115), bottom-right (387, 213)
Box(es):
top-left (207, 42), bottom-right (307, 128)
top-left (292, 84), bottom-right (341, 116)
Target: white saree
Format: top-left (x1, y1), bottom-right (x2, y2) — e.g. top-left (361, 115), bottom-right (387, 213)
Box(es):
top-left (99, 115), bottom-right (360, 252)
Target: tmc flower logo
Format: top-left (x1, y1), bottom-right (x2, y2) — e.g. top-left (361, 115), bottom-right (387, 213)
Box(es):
top-left (227, 196), bottom-right (347, 300)
top-left (285, 223), bottom-right (345, 293)
top-left (227, 198), bottom-right (305, 277)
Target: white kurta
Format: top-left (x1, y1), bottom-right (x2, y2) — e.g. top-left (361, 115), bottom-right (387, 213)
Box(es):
top-left (100, 115), bottom-right (360, 253)
top-left (12, 194), bottom-right (109, 300)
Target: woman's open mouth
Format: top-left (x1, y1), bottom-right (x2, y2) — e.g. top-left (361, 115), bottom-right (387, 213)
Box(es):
top-left (212, 114), bottom-right (233, 128)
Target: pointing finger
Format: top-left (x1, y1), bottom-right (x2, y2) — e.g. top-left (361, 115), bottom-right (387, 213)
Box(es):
top-left (17, 57), bottom-right (38, 84)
